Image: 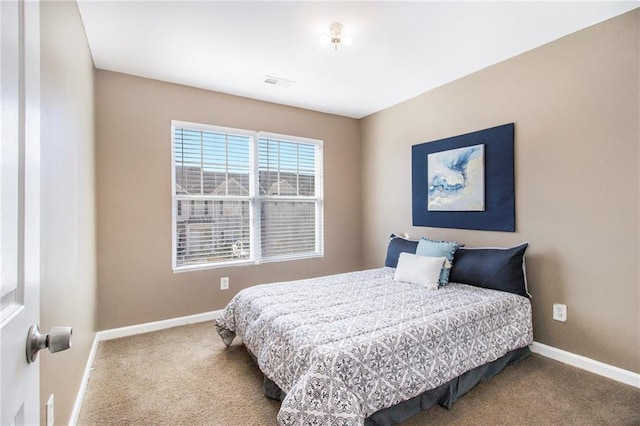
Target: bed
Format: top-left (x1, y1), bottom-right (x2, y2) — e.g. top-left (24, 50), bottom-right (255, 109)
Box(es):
top-left (215, 237), bottom-right (533, 425)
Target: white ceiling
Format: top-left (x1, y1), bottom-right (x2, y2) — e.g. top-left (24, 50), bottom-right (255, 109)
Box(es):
top-left (77, 1), bottom-right (638, 119)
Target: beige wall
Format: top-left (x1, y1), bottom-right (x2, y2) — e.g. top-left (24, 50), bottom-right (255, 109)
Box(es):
top-left (361, 10), bottom-right (639, 373)
top-left (40, 1), bottom-right (97, 424)
top-left (95, 71), bottom-right (362, 330)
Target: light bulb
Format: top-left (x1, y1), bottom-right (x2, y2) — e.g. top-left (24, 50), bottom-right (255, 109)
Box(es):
top-left (319, 34), bottom-right (331, 46)
top-left (341, 36), bottom-right (353, 47)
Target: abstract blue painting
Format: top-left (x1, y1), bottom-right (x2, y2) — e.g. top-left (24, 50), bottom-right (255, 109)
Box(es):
top-left (427, 144), bottom-right (484, 211)
top-left (412, 123), bottom-right (515, 232)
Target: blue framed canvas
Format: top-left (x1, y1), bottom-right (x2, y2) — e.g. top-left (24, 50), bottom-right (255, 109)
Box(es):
top-left (412, 123), bottom-right (515, 232)
top-left (428, 144), bottom-right (485, 211)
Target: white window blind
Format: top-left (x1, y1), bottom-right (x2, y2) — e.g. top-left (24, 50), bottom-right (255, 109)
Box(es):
top-left (258, 137), bottom-right (323, 260)
top-left (172, 122), bottom-right (323, 271)
top-left (173, 125), bottom-right (252, 268)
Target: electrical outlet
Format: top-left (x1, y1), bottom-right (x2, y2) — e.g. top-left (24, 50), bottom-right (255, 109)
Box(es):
top-left (553, 303), bottom-right (567, 322)
top-left (220, 277), bottom-right (229, 290)
top-left (46, 394), bottom-right (54, 426)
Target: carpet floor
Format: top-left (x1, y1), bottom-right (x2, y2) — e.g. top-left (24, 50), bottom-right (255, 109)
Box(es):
top-left (77, 321), bottom-right (640, 425)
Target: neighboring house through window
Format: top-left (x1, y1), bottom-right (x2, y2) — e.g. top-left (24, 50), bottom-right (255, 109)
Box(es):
top-left (172, 121), bottom-right (323, 271)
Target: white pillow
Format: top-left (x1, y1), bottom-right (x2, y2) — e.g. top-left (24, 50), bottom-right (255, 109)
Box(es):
top-left (393, 253), bottom-right (448, 290)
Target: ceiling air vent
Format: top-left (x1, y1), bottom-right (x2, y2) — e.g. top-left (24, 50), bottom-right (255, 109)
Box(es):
top-left (264, 75), bottom-right (295, 88)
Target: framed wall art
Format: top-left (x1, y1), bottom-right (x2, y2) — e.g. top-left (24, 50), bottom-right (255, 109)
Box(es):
top-left (412, 123), bottom-right (515, 232)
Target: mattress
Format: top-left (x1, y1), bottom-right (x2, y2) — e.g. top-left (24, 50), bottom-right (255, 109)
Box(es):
top-left (216, 267), bottom-right (533, 425)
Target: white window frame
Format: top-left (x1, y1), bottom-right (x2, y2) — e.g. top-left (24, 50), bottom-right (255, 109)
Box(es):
top-left (256, 132), bottom-right (324, 263)
top-left (171, 121), bottom-right (324, 272)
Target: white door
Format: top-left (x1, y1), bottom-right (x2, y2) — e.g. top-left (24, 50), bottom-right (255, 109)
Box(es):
top-left (1, 0), bottom-right (41, 425)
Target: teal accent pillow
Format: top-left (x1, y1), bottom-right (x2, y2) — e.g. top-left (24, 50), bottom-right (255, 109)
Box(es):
top-left (415, 238), bottom-right (461, 286)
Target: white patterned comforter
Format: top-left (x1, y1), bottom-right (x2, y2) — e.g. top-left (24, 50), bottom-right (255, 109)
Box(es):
top-left (215, 267), bottom-right (533, 425)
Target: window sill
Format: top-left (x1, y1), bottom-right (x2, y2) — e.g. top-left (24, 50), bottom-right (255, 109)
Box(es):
top-left (172, 252), bottom-right (324, 274)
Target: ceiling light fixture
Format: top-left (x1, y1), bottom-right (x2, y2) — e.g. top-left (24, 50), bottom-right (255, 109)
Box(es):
top-left (319, 22), bottom-right (352, 51)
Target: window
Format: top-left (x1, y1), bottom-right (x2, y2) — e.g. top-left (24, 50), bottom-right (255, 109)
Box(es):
top-left (172, 121), bottom-right (323, 271)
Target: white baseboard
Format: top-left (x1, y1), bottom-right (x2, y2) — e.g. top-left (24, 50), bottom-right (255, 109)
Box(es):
top-left (68, 310), bottom-right (222, 425)
top-left (530, 341), bottom-right (640, 388)
top-left (96, 310), bottom-right (222, 341)
top-left (68, 332), bottom-right (100, 426)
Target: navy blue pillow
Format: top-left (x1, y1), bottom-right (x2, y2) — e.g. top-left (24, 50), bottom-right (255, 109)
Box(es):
top-left (384, 234), bottom-right (419, 268)
top-left (449, 243), bottom-right (529, 297)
